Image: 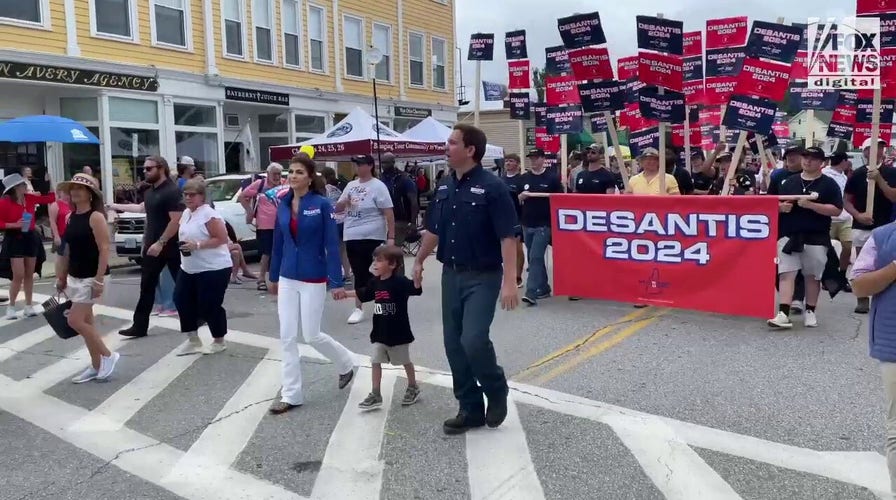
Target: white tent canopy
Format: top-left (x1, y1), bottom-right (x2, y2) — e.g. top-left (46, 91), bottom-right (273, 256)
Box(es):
top-left (403, 117), bottom-right (504, 161)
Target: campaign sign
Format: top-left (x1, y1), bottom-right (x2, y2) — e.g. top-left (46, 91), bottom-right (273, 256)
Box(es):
top-left (706, 16), bottom-right (749, 49)
top-left (684, 31), bottom-right (703, 57)
top-left (671, 123), bottom-right (703, 147)
top-left (534, 127), bottom-right (561, 153)
top-left (859, 12), bottom-right (896, 49)
top-left (710, 126), bottom-right (739, 144)
top-left (853, 123), bottom-right (894, 148)
top-left (578, 80), bottom-right (625, 113)
top-left (617, 56), bottom-right (640, 80)
top-left (638, 87), bottom-right (686, 123)
top-left (482, 81), bottom-right (507, 101)
top-left (557, 12), bottom-right (607, 49)
top-left (623, 77), bottom-right (647, 104)
top-left (838, 90), bottom-right (858, 108)
top-left (722, 94), bottom-right (778, 135)
top-left (791, 51), bottom-right (809, 80)
top-left (705, 47), bottom-right (746, 77)
top-left (832, 105), bottom-right (857, 124)
top-left (545, 46), bottom-right (571, 75)
top-left (747, 131), bottom-right (779, 154)
top-left (682, 80), bottom-right (705, 105)
top-left (505, 30), bottom-right (528, 60)
top-left (468, 33), bottom-right (495, 60)
top-left (683, 56), bottom-right (704, 81)
top-left (568, 46), bottom-right (614, 81)
top-left (704, 76), bottom-right (739, 105)
top-left (546, 105), bottom-right (584, 134)
top-left (590, 113), bottom-right (609, 133)
top-left (620, 103), bottom-right (658, 132)
top-left (508, 60), bottom-right (530, 89)
top-left (735, 57), bottom-right (791, 101)
top-left (533, 103), bottom-right (548, 127)
top-left (638, 51), bottom-right (684, 92)
top-left (628, 126), bottom-right (661, 156)
top-left (857, 99), bottom-right (896, 123)
top-left (509, 92), bottom-right (531, 120)
top-left (699, 107), bottom-right (723, 127)
top-left (788, 82), bottom-right (840, 111)
top-left (550, 194), bottom-right (778, 317)
top-left (857, 0), bottom-right (896, 14)
top-left (745, 21), bottom-right (803, 64)
top-left (827, 121), bottom-right (854, 140)
top-left (772, 121), bottom-right (790, 138)
top-left (546, 75), bottom-right (581, 105)
top-left (636, 16), bottom-right (684, 55)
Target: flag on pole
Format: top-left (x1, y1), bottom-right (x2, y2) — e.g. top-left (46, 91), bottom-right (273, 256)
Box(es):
top-left (241, 120), bottom-right (257, 170)
top-left (482, 81), bottom-right (508, 101)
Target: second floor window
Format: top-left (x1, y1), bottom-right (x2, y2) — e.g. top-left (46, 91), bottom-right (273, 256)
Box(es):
top-left (95, 0), bottom-right (133, 39)
top-left (408, 32), bottom-right (424, 87)
top-left (223, 0), bottom-right (244, 57)
top-left (282, 0), bottom-right (300, 67)
top-left (253, 0), bottom-right (274, 62)
top-left (343, 16), bottom-right (363, 78)
top-left (0, 0), bottom-right (42, 25)
top-left (372, 24), bottom-right (392, 82)
top-left (432, 37), bottom-right (447, 90)
top-left (153, 0), bottom-right (187, 47)
top-left (308, 5), bottom-right (325, 72)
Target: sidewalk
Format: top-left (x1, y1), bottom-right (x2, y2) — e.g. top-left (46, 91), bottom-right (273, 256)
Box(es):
top-left (39, 244), bottom-right (134, 278)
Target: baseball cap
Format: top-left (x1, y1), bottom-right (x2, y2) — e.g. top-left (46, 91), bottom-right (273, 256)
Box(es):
top-left (715, 151), bottom-right (733, 162)
top-left (351, 154), bottom-right (375, 165)
top-left (861, 137), bottom-right (888, 149)
top-left (783, 145), bottom-right (805, 158)
top-left (179, 155), bottom-right (195, 166)
top-left (802, 146), bottom-right (826, 160)
top-left (586, 143), bottom-right (604, 152)
top-left (829, 152), bottom-right (849, 164)
top-left (691, 150), bottom-right (705, 160)
top-left (639, 147), bottom-right (660, 158)
top-left (526, 148), bottom-right (545, 158)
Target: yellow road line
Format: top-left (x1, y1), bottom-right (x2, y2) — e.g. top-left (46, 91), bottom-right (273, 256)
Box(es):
top-left (531, 309), bottom-right (668, 386)
top-left (513, 307), bottom-right (653, 381)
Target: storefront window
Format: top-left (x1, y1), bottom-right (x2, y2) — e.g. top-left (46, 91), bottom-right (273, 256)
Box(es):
top-left (175, 131), bottom-right (219, 175)
top-left (259, 136), bottom-right (288, 166)
top-left (174, 104), bottom-right (216, 127)
top-left (258, 113), bottom-right (288, 133)
top-left (109, 127), bottom-right (160, 185)
top-left (63, 126), bottom-right (102, 183)
top-left (60, 97), bottom-right (99, 122)
top-left (109, 97), bottom-right (159, 124)
top-left (393, 118), bottom-right (422, 133)
top-left (294, 114), bottom-right (326, 134)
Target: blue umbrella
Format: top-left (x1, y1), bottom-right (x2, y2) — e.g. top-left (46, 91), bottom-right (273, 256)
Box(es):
top-left (0, 115), bottom-right (99, 144)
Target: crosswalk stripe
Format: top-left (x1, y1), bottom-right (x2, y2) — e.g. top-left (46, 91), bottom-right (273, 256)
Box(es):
top-left (68, 339), bottom-right (200, 432)
top-left (311, 369), bottom-right (396, 500)
top-left (0, 324), bottom-right (55, 363)
top-left (466, 397), bottom-right (546, 500)
top-left (18, 325), bottom-right (128, 392)
top-left (169, 348), bottom-right (282, 476)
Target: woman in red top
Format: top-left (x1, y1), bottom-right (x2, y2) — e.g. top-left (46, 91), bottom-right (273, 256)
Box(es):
top-left (49, 187), bottom-right (72, 278)
top-left (0, 173), bottom-right (55, 318)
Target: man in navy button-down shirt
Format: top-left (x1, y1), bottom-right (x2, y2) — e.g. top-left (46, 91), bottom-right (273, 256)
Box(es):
top-left (413, 123), bottom-right (520, 435)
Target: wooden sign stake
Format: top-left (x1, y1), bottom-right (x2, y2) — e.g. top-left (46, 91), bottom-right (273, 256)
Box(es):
top-left (865, 86), bottom-right (883, 214)
top-left (473, 60), bottom-right (482, 127)
top-left (604, 111), bottom-right (631, 191)
top-left (721, 131), bottom-right (748, 195)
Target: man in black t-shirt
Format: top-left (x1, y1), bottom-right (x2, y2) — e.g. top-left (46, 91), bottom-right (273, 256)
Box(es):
top-left (501, 153), bottom-right (526, 287)
top-left (691, 150), bottom-right (718, 195)
top-left (768, 144), bottom-right (807, 313)
top-left (768, 147), bottom-right (843, 330)
top-left (708, 152), bottom-right (755, 195)
top-left (380, 153), bottom-right (419, 245)
top-left (665, 146), bottom-right (694, 195)
top-left (844, 137), bottom-right (895, 313)
top-left (576, 146), bottom-right (617, 194)
top-left (519, 149), bottom-right (563, 306)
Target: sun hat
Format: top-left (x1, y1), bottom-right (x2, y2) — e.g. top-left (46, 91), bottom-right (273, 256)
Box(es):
top-left (2, 173), bottom-right (27, 194)
top-left (57, 173), bottom-right (102, 197)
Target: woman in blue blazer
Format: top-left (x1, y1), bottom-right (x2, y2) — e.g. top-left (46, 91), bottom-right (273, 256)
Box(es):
top-left (267, 155), bottom-right (357, 415)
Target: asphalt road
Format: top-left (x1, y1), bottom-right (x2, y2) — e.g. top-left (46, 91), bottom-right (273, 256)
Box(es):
top-left (0, 256), bottom-right (891, 500)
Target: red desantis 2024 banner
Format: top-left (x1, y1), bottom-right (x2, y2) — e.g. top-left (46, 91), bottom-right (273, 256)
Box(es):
top-left (550, 194), bottom-right (779, 318)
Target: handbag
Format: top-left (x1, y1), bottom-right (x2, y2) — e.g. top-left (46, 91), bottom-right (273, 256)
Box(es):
top-left (42, 294), bottom-right (79, 340)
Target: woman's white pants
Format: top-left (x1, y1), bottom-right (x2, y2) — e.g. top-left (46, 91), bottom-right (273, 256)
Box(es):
top-left (277, 278), bottom-right (356, 405)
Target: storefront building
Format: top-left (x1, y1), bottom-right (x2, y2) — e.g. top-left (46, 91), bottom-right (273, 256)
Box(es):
top-left (0, 0), bottom-right (458, 202)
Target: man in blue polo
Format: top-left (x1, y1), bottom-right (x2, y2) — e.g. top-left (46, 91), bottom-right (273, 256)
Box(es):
top-left (413, 123), bottom-right (519, 435)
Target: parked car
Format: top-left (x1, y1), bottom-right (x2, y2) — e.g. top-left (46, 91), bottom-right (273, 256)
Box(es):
top-left (112, 172), bottom-right (268, 264)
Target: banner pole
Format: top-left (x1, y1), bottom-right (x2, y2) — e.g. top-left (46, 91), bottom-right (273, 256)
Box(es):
top-left (604, 111), bottom-right (631, 191)
top-left (721, 131), bottom-right (748, 195)
top-left (518, 120), bottom-right (525, 168)
top-left (684, 112), bottom-right (692, 173)
top-left (560, 134), bottom-right (569, 190)
top-left (474, 60), bottom-right (482, 128)
top-left (656, 12), bottom-right (667, 195)
top-left (602, 131), bottom-right (612, 169)
top-left (719, 105), bottom-right (728, 147)
top-left (756, 136), bottom-right (771, 194)
top-left (866, 87), bottom-right (883, 214)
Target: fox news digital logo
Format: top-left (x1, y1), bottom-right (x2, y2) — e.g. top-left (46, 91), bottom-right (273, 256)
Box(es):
top-left (807, 16), bottom-right (880, 90)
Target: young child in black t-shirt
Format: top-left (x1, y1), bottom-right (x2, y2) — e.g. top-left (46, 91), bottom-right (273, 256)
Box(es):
top-left (344, 245), bottom-right (422, 410)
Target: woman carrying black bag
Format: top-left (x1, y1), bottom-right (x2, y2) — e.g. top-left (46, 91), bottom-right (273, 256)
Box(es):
top-left (55, 174), bottom-right (118, 384)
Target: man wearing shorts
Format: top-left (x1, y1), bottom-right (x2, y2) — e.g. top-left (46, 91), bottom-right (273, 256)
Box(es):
top-left (240, 163), bottom-right (284, 291)
top-left (823, 152), bottom-right (853, 284)
top-left (768, 147), bottom-right (843, 329)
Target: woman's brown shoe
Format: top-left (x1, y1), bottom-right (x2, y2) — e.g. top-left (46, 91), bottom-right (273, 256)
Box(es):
top-left (269, 402), bottom-right (301, 415)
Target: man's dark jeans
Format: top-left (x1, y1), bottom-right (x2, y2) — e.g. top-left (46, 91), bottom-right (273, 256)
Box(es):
top-left (441, 268), bottom-right (508, 414)
top-left (134, 253), bottom-right (181, 332)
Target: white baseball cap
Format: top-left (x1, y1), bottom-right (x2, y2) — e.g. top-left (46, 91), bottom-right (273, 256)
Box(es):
top-left (861, 137), bottom-right (888, 149)
top-left (179, 155), bottom-right (195, 166)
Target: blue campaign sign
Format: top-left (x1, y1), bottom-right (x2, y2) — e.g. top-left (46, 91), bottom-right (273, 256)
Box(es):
top-left (638, 87), bottom-right (686, 123)
top-left (683, 56), bottom-right (704, 81)
top-left (533, 103), bottom-right (548, 127)
top-left (789, 82), bottom-right (839, 111)
top-left (509, 92), bottom-right (531, 120)
top-left (857, 99), bottom-right (895, 123)
top-left (557, 12), bottom-right (607, 49)
top-left (546, 105), bottom-right (584, 134)
top-left (578, 80), bottom-right (625, 113)
top-left (705, 47), bottom-right (745, 77)
top-left (745, 21), bottom-right (803, 64)
top-left (636, 16), bottom-right (684, 55)
top-left (628, 126), bottom-right (661, 157)
top-left (545, 45), bottom-right (571, 75)
top-left (590, 113), bottom-right (609, 133)
top-left (722, 94), bottom-right (778, 135)
top-left (827, 121), bottom-right (854, 140)
top-left (747, 131), bottom-right (779, 154)
top-left (468, 33), bottom-right (495, 60)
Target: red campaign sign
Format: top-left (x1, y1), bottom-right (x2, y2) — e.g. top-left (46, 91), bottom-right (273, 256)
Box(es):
top-left (791, 51), bottom-right (809, 80)
top-left (545, 75), bottom-right (581, 105)
top-left (508, 60), bottom-right (530, 90)
top-left (857, 0), bottom-right (896, 14)
top-left (832, 105), bottom-right (857, 124)
top-left (704, 76), bottom-right (738, 105)
top-left (617, 56), bottom-right (640, 80)
top-left (534, 127), bottom-right (561, 153)
top-left (699, 107), bottom-right (723, 127)
top-left (549, 194), bottom-right (778, 318)
top-left (706, 16), bottom-right (749, 49)
top-left (620, 103), bottom-right (658, 131)
top-left (857, 47), bottom-right (896, 98)
top-left (638, 51), bottom-right (684, 92)
top-left (683, 80), bottom-right (705, 105)
top-left (853, 123), bottom-right (894, 149)
top-left (568, 46), bottom-right (614, 81)
top-left (735, 58), bottom-right (791, 101)
top-left (684, 31), bottom-right (703, 57)
top-left (772, 122), bottom-right (790, 138)
top-left (671, 123), bottom-right (703, 147)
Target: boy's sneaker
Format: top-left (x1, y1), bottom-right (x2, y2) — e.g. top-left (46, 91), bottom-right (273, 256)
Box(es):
top-left (804, 310), bottom-right (819, 328)
top-left (767, 312), bottom-right (793, 329)
top-left (71, 366), bottom-right (98, 384)
top-left (521, 295), bottom-right (536, 306)
top-left (402, 385), bottom-right (420, 406)
top-left (358, 392), bottom-right (383, 411)
top-left (96, 352), bottom-right (120, 380)
top-left (347, 308), bottom-right (364, 324)
top-left (177, 334), bottom-right (204, 356)
top-left (4, 306), bottom-right (18, 320)
top-left (23, 305), bottom-right (38, 317)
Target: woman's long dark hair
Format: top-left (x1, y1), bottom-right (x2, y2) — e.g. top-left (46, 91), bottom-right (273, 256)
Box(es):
top-left (290, 156), bottom-right (326, 196)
